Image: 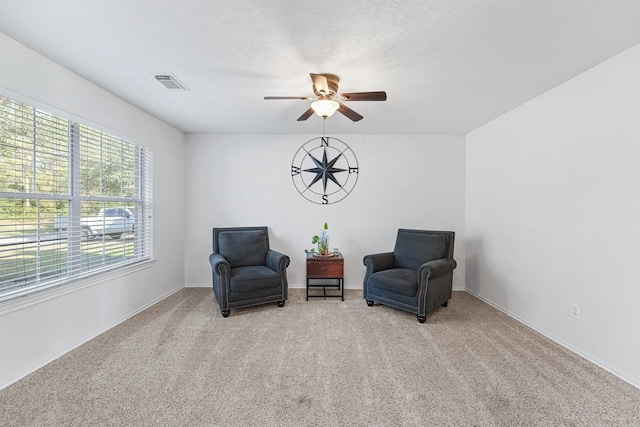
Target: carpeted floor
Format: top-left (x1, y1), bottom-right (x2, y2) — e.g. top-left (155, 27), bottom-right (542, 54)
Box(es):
top-left (1, 288), bottom-right (639, 426)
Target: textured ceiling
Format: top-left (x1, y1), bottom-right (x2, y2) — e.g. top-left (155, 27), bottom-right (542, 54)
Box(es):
top-left (0, 0), bottom-right (638, 134)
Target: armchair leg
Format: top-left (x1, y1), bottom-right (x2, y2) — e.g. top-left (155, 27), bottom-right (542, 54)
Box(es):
top-left (221, 309), bottom-right (230, 318)
top-left (442, 301), bottom-right (448, 307)
top-left (417, 315), bottom-right (426, 323)
top-left (366, 300), bottom-right (375, 306)
top-left (277, 300), bottom-right (285, 307)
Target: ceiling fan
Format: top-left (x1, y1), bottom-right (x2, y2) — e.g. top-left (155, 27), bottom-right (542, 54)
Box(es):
top-left (264, 73), bottom-right (387, 122)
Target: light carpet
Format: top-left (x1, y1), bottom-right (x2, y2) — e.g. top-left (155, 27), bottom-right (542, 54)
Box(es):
top-left (1, 288), bottom-right (639, 426)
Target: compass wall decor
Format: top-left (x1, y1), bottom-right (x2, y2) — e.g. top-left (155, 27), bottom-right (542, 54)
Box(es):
top-left (291, 136), bottom-right (359, 205)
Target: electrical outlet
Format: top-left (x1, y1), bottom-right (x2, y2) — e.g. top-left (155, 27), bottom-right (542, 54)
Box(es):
top-left (571, 303), bottom-right (581, 319)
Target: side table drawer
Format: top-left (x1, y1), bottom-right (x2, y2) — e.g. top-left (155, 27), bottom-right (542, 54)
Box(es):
top-left (307, 261), bottom-right (344, 278)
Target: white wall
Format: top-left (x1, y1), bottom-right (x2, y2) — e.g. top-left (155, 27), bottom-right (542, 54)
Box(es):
top-left (0, 34), bottom-right (187, 388)
top-left (466, 45), bottom-right (640, 387)
top-left (185, 134), bottom-right (466, 292)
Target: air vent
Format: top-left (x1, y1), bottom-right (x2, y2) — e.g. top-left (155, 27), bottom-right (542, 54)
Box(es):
top-left (153, 74), bottom-right (189, 91)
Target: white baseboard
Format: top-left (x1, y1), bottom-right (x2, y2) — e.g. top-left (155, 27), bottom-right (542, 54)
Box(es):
top-left (185, 283), bottom-right (466, 291)
top-left (185, 282), bottom-right (210, 288)
top-left (185, 283), bottom-right (307, 289)
top-left (0, 285), bottom-right (184, 390)
top-left (465, 288), bottom-right (640, 391)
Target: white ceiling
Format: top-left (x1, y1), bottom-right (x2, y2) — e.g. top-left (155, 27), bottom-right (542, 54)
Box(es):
top-left (0, 0), bottom-right (638, 135)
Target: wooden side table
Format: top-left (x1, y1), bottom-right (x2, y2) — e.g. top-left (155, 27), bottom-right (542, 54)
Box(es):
top-left (306, 252), bottom-right (344, 301)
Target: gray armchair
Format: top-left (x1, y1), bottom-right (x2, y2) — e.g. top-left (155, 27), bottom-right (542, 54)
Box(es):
top-left (209, 227), bottom-right (289, 317)
top-left (363, 229), bottom-right (456, 323)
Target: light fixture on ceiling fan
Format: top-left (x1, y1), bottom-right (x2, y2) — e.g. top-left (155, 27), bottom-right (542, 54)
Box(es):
top-left (311, 99), bottom-right (340, 118)
top-left (264, 73), bottom-right (387, 122)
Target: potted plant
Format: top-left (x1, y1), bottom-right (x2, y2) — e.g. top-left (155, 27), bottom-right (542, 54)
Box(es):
top-left (305, 222), bottom-right (329, 255)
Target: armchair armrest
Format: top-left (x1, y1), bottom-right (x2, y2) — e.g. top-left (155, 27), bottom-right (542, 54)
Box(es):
top-left (209, 253), bottom-right (230, 276)
top-left (363, 252), bottom-right (394, 300)
top-left (266, 250), bottom-right (290, 272)
top-left (363, 252), bottom-right (395, 273)
top-left (419, 258), bottom-right (457, 281)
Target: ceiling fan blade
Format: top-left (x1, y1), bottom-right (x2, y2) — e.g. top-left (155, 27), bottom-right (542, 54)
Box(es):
top-left (264, 96), bottom-right (312, 100)
top-left (297, 108), bottom-right (315, 121)
top-left (337, 102), bottom-right (363, 122)
top-left (339, 91), bottom-right (387, 102)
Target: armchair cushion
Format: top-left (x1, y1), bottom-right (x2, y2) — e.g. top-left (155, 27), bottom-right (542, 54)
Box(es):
top-left (218, 230), bottom-right (268, 268)
top-left (230, 265), bottom-right (281, 293)
top-left (368, 268), bottom-right (417, 297)
top-left (394, 231), bottom-right (446, 270)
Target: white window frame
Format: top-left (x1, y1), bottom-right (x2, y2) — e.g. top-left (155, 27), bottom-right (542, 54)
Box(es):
top-left (0, 94), bottom-right (153, 302)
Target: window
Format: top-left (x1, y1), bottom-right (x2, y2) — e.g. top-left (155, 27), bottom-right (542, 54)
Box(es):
top-left (0, 95), bottom-right (152, 301)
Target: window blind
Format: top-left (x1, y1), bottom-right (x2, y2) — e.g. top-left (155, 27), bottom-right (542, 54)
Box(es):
top-left (0, 95), bottom-right (152, 301)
